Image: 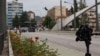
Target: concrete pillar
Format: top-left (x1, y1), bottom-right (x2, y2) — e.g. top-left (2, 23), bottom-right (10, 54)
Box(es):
top-left (0, 0), bottom-right (7, 54)
top-left (0, 0), bottom-right (7, 33)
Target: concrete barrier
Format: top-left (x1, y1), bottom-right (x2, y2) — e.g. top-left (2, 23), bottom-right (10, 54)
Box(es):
top-left (8, 30), bottom-right (14, 56)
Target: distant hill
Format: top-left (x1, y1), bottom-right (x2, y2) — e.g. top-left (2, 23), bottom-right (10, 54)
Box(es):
top-left (35, 16), bottom-right (41, 21)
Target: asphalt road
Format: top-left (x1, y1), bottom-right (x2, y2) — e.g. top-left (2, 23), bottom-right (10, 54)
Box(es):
top-left (21, 31), bottom-right (100, 56)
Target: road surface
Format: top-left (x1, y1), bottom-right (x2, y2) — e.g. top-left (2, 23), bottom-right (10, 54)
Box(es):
top-left (21, 31), bottom-right (100, 56)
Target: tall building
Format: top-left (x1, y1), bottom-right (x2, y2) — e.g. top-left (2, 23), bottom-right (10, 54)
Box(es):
top-left (47, 6), bottom-right (67, 21)
top-left (27, 11), bottom-right (35, 20)
top-left (7, 0), bottom-right (23, 28)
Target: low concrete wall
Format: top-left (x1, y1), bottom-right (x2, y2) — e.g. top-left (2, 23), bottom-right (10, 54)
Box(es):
top-left (8, 30), bottom-right (14, 56)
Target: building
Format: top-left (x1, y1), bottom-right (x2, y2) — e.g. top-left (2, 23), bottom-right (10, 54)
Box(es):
top-left (86, 8), bottom-right (96, 30)
top-left (64, 8), bottom-right (97, 31)
top-left (97, 13), bottom-right (100, 29)
top-left (47, 6), bottom-right (68, 21)
top-left (27, 11), bottom-right (35, 20)
top-left (7, 0), bottom-right (23, 28)
top-left (37, 17), bottom-right (45, 26)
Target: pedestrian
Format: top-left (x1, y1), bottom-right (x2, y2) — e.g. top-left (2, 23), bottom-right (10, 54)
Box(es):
top-left (14, 27), bottom-right (17, 33)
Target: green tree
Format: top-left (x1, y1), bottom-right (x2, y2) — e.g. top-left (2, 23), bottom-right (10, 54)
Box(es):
top-left (42, 16), bottom-right (56, 29)
top-left (79, 0), bottom-right (88, 25)
top-left (72, 0), bottom-right (80, 28)
top-left (42, 16), bottom-right (52, 28)
top-left (79, 0), bottom-right (87, 10)
top-left (49, 19), bottom-right (56, 29)
top-left (70, 6), bottom-right (74, 15)
top-left (31, 19), bottom-right (36, 23)
top-left (20, 11), bottom-right (29, 27)
top-left (74, 0), bottom-right (78, 12)
top-left (12, 14), bottom-right (20, 27)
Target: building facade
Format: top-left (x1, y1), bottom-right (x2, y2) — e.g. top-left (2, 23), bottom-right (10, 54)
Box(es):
top-left (27, 11), bottom-right (35, 20)
top-left (7, 0), bottom-right (23, 28)
top-left (64, 8), bottom-right (96, 31)
top-left (86, 8), bottom-right (96, 30)
top-left (37, 17), bottom-right (45, 26)
top-left (98, 13), bottom-right (100, 28)
top-left (47, 6), bottom-right (68, 21)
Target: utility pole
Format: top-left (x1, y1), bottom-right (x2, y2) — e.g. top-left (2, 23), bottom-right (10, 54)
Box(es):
top-left (74, 0), bottom-right (76, 30)
top-left (95, 0), bottom-right (99, 31)
top-left (60, 0), bottom-right (63, 30)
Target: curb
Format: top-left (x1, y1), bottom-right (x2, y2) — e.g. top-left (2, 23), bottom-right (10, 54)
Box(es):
top-left (8, 31), bottom-right (14, 56)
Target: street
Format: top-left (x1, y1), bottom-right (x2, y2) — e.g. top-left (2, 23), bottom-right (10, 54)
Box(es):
top-left (21, 31), bottom-right (100, 56)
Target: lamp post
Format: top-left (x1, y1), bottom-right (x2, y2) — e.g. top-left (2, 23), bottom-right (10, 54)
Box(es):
top-left (60, 0), bottom-right (63, 30)
top-left (95, 0), bottom-right (99, 31)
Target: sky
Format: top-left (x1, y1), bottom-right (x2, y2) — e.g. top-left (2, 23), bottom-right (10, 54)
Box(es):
top-left (7, 0), bottom-right (100, 17)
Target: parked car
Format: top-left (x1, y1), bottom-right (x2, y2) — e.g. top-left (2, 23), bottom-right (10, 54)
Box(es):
top-left (28, 27), bottom-right (35, 32)
top-left (20, 27), bottom-right (28, 32)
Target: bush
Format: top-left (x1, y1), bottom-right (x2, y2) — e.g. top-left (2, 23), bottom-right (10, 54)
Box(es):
top-left (9, 31), bottom-right (59, 56)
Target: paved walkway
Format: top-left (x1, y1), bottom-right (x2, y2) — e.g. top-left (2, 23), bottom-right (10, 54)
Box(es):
top-left (0, 38), bottom-right (9, 56)
top-left (48, 42), bottom-right (84, 56)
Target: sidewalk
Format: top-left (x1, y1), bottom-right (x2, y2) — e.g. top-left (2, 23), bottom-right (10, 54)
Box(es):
top-left (0, 38), bottom-right (9, 56)
top-left (48, 42), bottom-right (84, 56)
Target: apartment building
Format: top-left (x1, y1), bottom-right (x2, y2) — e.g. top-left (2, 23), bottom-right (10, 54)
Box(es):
top-left (7, 0), bottom-right (23, 28)
top-left (86, 8), bottom-right (96, 30)
top-left (47, 6), bottom-right (68, 21)
top-left (65, 8), bottom-right (97, 30)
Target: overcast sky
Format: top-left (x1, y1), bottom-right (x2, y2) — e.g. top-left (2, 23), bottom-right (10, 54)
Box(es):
top-left (7, 0), bottom-right (100, 17)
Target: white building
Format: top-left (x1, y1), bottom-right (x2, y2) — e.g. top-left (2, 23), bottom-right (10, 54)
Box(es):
top-left (7, 0), bottom-right (23, 28)
top-left (27, 11), bottom-right (35, 20)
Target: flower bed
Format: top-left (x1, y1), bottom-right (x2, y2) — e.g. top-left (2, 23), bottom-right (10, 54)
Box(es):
top-left (9, 31), bottom-right (59, 56)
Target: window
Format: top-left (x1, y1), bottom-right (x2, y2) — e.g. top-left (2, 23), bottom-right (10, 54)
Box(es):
top-left (8, 23), bottom-right (12, 26)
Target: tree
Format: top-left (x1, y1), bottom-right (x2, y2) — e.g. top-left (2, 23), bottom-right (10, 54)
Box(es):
top-left (74, 0), bottom-right (78, 12)
top-left (31, 19), bottom-right (36, 23)
top-left (70, 6), bottom-right (74, 15)
top-left (79, 0), bottom-right (87, 10)
top-left (72, 0), bottom-right (80, 28)
top-left (79, 0), bottom-right (88, 25)
top-left (42, 16), bottom-right (56, 29)
top-left (12, 14), bottom-right (20, 27)
top-left (49, 19), bottom-right (56, 29)
top-left (20, 11), bottom-right (29, 27)
top-left (42, 16), bottom-right (51, 28)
